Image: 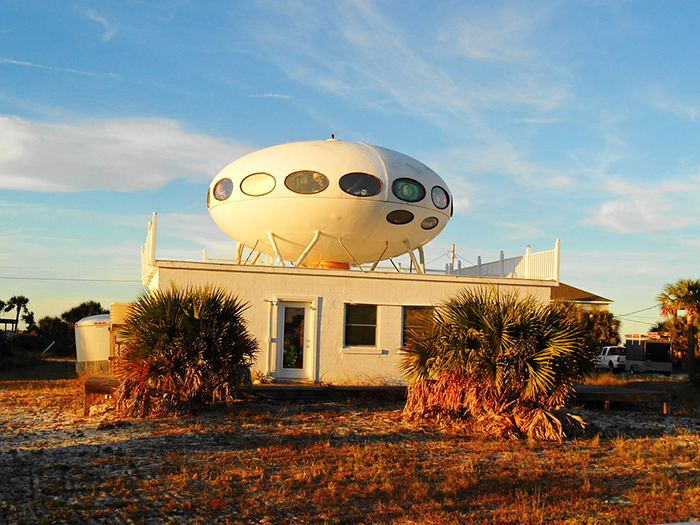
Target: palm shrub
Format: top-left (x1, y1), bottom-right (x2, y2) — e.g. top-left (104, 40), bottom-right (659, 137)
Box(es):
top-left (115, 284), bottom-right (258, 417)
top-left (402, 287), bottom-right (588, 441)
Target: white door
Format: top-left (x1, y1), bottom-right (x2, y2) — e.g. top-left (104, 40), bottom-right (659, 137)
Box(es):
top-left (276, 302), bottom-right (311, 379)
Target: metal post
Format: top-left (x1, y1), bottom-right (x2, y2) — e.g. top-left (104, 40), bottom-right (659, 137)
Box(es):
top-left (526, 244), bottom-right (531, 279)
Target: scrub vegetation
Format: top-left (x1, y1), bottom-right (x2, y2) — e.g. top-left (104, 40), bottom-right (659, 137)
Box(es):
top-left (114, 285), bottom-right (258, 417)
top-left (1, 374), bottom-right (700, 525)
top-left (402, 288), bottom-right (591, 441)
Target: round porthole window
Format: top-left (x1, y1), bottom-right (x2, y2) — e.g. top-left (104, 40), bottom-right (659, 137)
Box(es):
top-left (392, 178), bottom-right (425, 202)
top-left (241, 173), bottom-right (276, 196)
top-left (421, 217), bottom-right (439, 230)
top-left (213, 178), bottom-right (233, 201)
top-left (386, 210), bottom-right (414, 224)
top-left (339, 172), bottom-right (382, 197)
top-left (431, 186), bottom-right (450, 209)
top-left (285, 171), bottom-right (329, 194)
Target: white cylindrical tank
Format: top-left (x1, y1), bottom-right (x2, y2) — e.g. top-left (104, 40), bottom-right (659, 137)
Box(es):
top-left (75, 314), bottom-right (111, 374)
top-left (207, 139), bottom-right (452, 268)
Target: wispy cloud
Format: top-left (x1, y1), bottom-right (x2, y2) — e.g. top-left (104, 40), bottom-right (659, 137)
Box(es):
top-left (248, 93), bottom-right (292, 99)
top-left (0, 116), bottom-right (253, 192)
top-left (250, 1), bottom-right (570, 128)
top-left (644, 88), bottom-right (700, 120)
top-left (84, 10), bottom-right (118, 42)
top-left (1, 58), bottom-right (119, 79)
top-left (234, 0), bottom-right (577, 205)
top-left (586, 177), bottom-right (700, 234)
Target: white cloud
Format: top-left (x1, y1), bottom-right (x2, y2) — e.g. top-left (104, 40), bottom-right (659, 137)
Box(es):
top-left (84, 10), bottom-right (118, 42)
top-left (587, 198), bottom-right (673, 234)
top-left (0, 116), bottom-right (252, 192)
top-left (249, 93), bottom-right (292, 99)
top-left (250, 1), bottom-right (570, 128)
top-left (440, 138), bottom-right (574, 188)
top-left (644, 88), bottom-right (700, 121)
top-left (1, 58), bottom-right (118, 79)
top-left (679, 238), bottom-right (700, 250)
top-left (439, 4), bottom-right (545, 63)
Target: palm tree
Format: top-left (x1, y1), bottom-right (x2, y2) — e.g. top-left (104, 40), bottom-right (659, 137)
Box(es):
top-left (402, 287), bottom-right (588, 442)
top-left (61, 301), bottom-right (108, 326)
top-left (4, 296), bottom-right (30, 332)
top-left (555, 302), bottom-right (620, 358)
top-left (657, 279), bottom-right (700, 380)
top-left (115, 284), bottom-right (258, 417)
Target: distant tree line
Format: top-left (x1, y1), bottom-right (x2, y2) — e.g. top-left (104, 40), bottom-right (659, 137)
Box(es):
top-left (0, 297), bottom-right (108, 368)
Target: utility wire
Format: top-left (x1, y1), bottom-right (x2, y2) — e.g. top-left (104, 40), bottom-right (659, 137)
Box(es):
top-left (0, 276), bottom-right (140, 283)
top-left (617, 305), bottom-right (658, 317)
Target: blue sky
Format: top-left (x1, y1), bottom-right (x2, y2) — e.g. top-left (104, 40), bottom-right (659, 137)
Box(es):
top-left (2, 1), bottom-right (699, 335)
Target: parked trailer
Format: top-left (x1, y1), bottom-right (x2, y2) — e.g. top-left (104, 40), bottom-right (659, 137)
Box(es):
top-left (625, 335), bottom-right (672, 375)
top-left (75, 314), bottom-right (111, 374)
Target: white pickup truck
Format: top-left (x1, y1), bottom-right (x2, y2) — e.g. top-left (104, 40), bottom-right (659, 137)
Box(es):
top-left (593, 346), bottom-right (626, 373)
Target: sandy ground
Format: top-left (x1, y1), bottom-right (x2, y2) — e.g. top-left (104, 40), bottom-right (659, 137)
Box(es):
top-left (1, 384), bottom-right (700, 523)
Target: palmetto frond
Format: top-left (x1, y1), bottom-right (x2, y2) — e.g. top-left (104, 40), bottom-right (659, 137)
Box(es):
top-left (403, 286), bottom-right (587, 441)
top-left (115, 284), bottom-right (258, 417)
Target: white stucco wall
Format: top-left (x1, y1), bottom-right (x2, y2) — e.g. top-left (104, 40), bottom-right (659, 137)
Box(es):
top-left (149, 260), bottom-right (556, 385)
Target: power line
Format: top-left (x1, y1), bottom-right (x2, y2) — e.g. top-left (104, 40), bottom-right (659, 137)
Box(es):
top-left (0, 276), bottom-right (140, 283)
top-left (617, 305), bottom-right (658, 317)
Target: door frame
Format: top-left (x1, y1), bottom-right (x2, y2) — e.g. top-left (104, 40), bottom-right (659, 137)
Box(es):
top-left (269, 296), bottom-right (319, 381)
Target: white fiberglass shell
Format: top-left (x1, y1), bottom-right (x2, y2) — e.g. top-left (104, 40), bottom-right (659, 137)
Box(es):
top-left (207, 139), bottom-right (452, 266)
top-left (75, 314), bottom-right (110, 365)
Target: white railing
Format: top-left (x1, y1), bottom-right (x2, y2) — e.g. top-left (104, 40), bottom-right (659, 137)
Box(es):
top-left (453, 239), bottom-right (560, 282)
top-left (143, 212), bottom-right (559, 282)
top-left (140, 212), bottom-right (157, 286)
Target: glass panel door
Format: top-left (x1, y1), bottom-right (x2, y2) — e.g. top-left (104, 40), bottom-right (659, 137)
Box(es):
top-left (282, 306), bottom-right (305, 369)
top-left (276, 302), bottom-right (311, 379)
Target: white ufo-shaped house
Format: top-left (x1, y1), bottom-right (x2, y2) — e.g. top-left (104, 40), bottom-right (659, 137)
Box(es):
top-left (207, 138), bottom-right (452, 269)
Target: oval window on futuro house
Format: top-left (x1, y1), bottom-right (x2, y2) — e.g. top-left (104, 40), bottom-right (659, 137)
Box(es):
top-left (241, 173), bottom-right (276, 196)
top-left (213, 178), bottom-right (233, 201)
top-left (339, 172), bottom-right (383, 197)
top-left (431, 186), bottom-right (450, 209)
top-left (392, 178), bottom-right (425, 202)
top-left (386, 210), bottom-right (414, 225)
top-left (285, 171), bottom-right (329, 194)
top-left (421, 217), bottom-right (439, 230)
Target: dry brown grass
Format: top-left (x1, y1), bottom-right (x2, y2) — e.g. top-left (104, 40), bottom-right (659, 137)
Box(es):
top-left (1, 375), bottom-right (700, 524)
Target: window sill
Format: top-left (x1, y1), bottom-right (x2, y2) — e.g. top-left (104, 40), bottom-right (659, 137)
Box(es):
top-left (341, 347), bottom-right (383, 355)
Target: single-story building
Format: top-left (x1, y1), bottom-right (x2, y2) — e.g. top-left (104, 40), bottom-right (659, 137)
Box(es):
top-left (115, 215), bottom-right (601, 385)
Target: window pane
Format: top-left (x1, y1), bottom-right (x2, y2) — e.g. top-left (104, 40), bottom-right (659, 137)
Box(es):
top-left (285, 171), bottom-right (329, 194)
top-left (403, 306), bottom-right (434, 345)
top-left (283, 307), bottom-right (305, 369)
top-left (213, 178), bottom-right (233, 201)
top-left (386, 210), bottom-right (414, 224)
top-left (345, 326), bottom-right (376, 346)
top-left (392, 178), bottom-right (425, 202)
top-left (346, 304), bottom-right (376, 325)
top-left (241, 173), bottom-right (276, 196)
top-left (431, 186), bottom-right (450, 209)
top-left (339, 172), bottom-right (382, 197)
top-left (421, 217), bottom-right (439, 230)
top-left (345, 304), bottom-right (377, 346)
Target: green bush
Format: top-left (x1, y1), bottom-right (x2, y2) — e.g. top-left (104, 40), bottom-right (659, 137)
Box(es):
top-left (115, 284), bottom-right (258, 417)
top-left (0, 333), bottom-right (45, 371)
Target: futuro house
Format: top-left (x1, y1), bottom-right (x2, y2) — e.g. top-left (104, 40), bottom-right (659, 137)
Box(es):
top-left (207, 138), bottom-right (452, 268)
